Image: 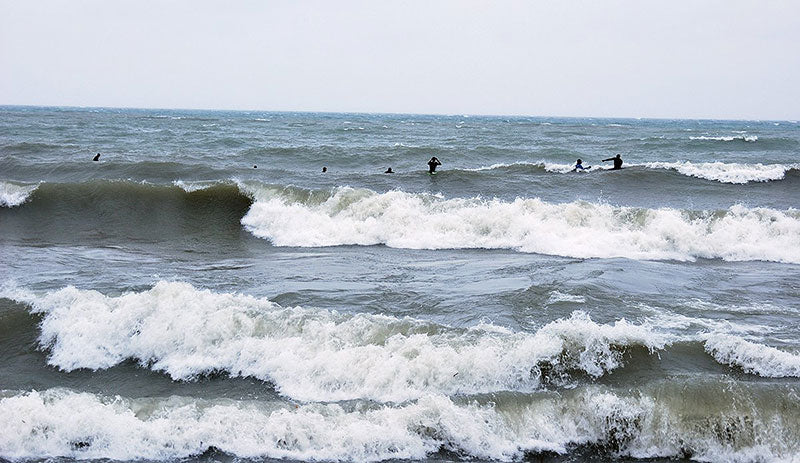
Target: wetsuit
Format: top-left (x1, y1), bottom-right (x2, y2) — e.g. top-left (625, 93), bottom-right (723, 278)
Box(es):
top-left (428, 158), bottom-right (441, 173)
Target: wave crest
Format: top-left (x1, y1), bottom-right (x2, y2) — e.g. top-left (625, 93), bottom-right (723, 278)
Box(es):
top-left (704, 334), bottom-right (800, 377)
top-left (6, 282), bottom-right (667, 402)
top-left (241, 187), bottom-right (800, 263)
top-left (645, 161), bottom-right (798, 184)
top-left (2, 386), bottom-right (797, 462)
top-left (0, 181), bottom-right (38, 207)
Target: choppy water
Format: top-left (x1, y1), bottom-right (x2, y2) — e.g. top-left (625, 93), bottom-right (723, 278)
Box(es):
top-left (1, 106), bottom-right (799, 463)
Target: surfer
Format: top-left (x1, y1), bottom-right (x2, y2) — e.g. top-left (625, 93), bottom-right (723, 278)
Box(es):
top-left (385, 167), bottom-right (394, 173)
top-left (573, 159), bottom-right (588, 171)
top-left (427, 156), bottom-right (441, 174)
top-left (602, 154), bottom-right (623, 170)
top-left (92, 153), bottom-right (100, 161)
top-left (322, 166), bottom-right (327, 173)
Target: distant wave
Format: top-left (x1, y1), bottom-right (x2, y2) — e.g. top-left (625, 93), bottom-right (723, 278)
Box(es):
top-left (465, 160), bottom-right (798, 183)
top-left (2, 384), bottom-right (797, 462)
top-left (4, 281), bottom-right (667, 403)
top-left (0, 181), bottom-right (38, 207)
top-left (690, 135), bottom-right (758, 142)
top-left (643, 161), bottom-right (800, 184)
top-left (241, 186), bottom-right (800, 264)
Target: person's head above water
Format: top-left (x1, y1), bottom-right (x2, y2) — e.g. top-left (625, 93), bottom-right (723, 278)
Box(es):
top-left (385, 167), bottom-right (394, 173)
top-left (322, 166), bottom-right (327, 172)
top-left (576, 159), bottom-right (582, 164)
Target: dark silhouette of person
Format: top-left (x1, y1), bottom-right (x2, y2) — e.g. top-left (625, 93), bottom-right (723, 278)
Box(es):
top-left (385, 167), bottom-right (394, 173)
top-left (573, 159), bottom-right (589, 171)
top-left (92, 153), bottom-right (100, 161)
top-left (322, 166), bottom-right (327, 173)
top-left (427, 156), bottom-right (441, 173)
top-left (253, 165), bottom-right (258, 168)
top-left (602, 154), bottom-right (623, 170)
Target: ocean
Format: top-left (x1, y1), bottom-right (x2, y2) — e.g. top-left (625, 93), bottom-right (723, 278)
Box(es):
top-left (1, 106), bottom-right (799, 463)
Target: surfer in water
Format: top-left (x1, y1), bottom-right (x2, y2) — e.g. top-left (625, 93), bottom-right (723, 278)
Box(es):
top-left (385, 167), bottom-right (394, 173)
top-left (92, 153), bottom-right (100, 161)
top-left (602, 154), bottom-right (623, 170)
top-left (573, 159), bottom-right (588, 171)
top-left (427, 156), bottom-right (441, 173)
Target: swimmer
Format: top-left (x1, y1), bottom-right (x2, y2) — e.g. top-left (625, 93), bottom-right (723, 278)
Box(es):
top-left (322, 166), bottom-right (327, 173)
top-left (92, 153), bottom-right (100, 161)
top-left (573, 159), bottom-right (589, 171)
top-left (385, 167), bottom-right (394, 173)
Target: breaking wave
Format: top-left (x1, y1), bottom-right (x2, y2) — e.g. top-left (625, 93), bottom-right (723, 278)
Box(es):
top-left (5, 281), bottom-right (669, 403)
top-left (0, 181), bottom-right (38, 207)
top-left (644, 161), bottom-right (799, 184)
top-left (241, 186), bottom-right (800, 263)
top-left (1, 385), bottom-right (797, 462)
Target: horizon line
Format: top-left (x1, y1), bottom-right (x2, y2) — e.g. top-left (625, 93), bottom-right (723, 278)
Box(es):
top-left (0, 103), bottom-right (796, 124)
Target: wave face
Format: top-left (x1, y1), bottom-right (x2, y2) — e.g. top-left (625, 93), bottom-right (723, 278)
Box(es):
top-left (0, 180), bottom-right (253, 243)
top-left (6, 281), bottom-right (671, 403)
top-left (2, 384), bottom-right (798, 462)
top-left (242, 185), bottom-right (800, 263)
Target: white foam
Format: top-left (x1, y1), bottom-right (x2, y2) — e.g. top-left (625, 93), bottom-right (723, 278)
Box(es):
top-left (1, 388), bottom-right (794, 462)
top-left (689, 135), bottom-right (758, 142)
top-left (172, 180), bottom-right (221, 192)
top-left (241, 187), bottom-right (800, 263)
top-left (6, 282), bottom-right (668, 402)
top-left (0, 181), bottom-right (38, 207)
top-left (644, 161), bottom-right (797, 184)
top-left (704, 334), bottom-right (800, 378)
top-left (546, 291), bottom-right (586, 304)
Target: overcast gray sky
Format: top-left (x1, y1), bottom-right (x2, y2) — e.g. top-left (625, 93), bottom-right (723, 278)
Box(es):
top-left (2, 0), bottom-right (799, 119)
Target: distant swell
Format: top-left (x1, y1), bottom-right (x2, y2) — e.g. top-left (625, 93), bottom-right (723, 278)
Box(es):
top-left (690, 135), bottom-right (758, 142)
top-left (242, 186), bottom-right (800, 264)
top-left (466, 160), bottom-right (799, 183)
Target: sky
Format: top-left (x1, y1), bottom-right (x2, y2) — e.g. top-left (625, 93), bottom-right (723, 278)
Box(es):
top-left (1, 0), bottom-right (799, 120)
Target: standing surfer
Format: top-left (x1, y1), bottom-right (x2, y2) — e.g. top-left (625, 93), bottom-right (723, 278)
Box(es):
top-left (602, 154), bottom-right (623, 170)
top-left (427, 156), bottom-right (441, 174)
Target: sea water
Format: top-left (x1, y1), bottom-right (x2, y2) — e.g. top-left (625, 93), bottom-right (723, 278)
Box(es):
top-left (1, 106), bottom-right (799, 462)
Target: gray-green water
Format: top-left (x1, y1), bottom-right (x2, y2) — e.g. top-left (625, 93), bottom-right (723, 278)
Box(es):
top-left (1, 106), bottom-right (799, 462)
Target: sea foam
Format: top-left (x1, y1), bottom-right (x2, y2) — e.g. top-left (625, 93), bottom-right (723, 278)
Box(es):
top-left (7, 281), bottom-right (668, 402)
top-left (645, 161), bottom-right (798, 184)
top-left (1, 387), bottom-right (796, 462)
top-left (240, 186), bottom-right (800, 263)
top-left (0, 181), bottom-right (38, 207)
top-left (704, 334), bottom-right (800, 378)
